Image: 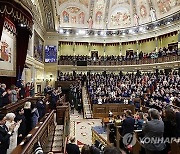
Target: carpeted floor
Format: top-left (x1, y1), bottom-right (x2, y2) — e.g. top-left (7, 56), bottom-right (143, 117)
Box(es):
top-left (70, 110), bottom-right (105, 147)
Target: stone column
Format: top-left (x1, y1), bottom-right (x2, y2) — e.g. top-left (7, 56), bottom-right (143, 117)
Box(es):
top-left (104, 43), bottom-right (106, 56)
top-left (88, 42), bottom-right (91, 56)
top-left (155, 37), bottom-right (158, 52)
top-left (136, 40), bottom-right (139, 54)
top-left (73, 42), bottom-right (76, 56)
top-left (119, 42), bottom-right (122, 56)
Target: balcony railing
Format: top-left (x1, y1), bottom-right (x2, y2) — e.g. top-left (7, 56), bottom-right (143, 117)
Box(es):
top-left (58, 54), bottom-right (180, 66)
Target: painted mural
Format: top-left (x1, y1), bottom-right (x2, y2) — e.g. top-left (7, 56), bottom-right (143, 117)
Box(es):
top-left (136, 0), bottom-right (150, 24)
top-left (56, 0), bottom-right (179, 29)
top-left (111, 0), bottom-right (130, 8)
top-left (58, 0), bottom-right (68, 6)
top-left (156, 0), bottom-right (180, 14)
top-left (62, 11), bottom-right (69, 23)
top-left (67, 7), bottom-right (80, 13)
top-left (79, 0), bottom-right (89, 8)
top-left (71, 16), bottom-right (77, 24)
top-left (79, 12), bottom-right (85, 24)
top-left (95, 11), bottom-right (103, 24)
top-left (93, 0), bottom-right (106, 28)
top-left (110, 7), bottom-right (131, 28)
top-left (34, 31), bottom-right (44, 62)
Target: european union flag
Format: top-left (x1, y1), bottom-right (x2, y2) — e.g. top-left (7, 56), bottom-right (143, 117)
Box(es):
top-left (16, 66), bottom-right (22, 87)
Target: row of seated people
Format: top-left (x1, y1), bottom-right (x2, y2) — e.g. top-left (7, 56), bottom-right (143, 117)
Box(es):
top-left (58, 47), bottom-right (180, 65)
top-left (108, 107), bottom-right (180, 154)
top-left (57, 72), bottom-right (86, 82)
top-left (86, 71), bottom-right (180, 110)
top-left (0, 97), bottom-right (48, 154)
top-left (0, 81), bottom-right (35, 108)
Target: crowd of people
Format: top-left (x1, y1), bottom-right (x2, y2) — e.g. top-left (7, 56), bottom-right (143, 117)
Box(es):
top-left (107, 107), bottom-right (180, 154)
top-left (0, 97), bottom-right (48, 154)
top-left (57, 71), bottom-right (86, 83)
top-left (69, 81), bottom-right (83, 114)
top-left (0, 81), bottom-right (35, 108)
top-left (58, 47), bottom-right (179, 65)
top-left (0, 81), bottom-right (64, 154)
top-left (86, 71), bottom-right (180, 110)
top-left (44, 85), bottom-right (63, 109)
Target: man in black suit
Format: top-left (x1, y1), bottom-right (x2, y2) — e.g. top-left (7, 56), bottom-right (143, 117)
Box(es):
top-left (121, 110), bottom-right (135, 136)
top-left (15, 107), bottom-right (26, 144)
top-left (142, 108), bottom-right (166, 154)
top-left (0, 84), bottom-right (9, 107)
top-left (18, 80), bottom-right (25, 99)
top-left (66, 137), bottom-right (80, 154)
top-left (0, 114), bottom-right (15, 154)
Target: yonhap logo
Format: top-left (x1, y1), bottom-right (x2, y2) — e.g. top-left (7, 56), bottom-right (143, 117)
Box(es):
top-left (123, 133), bottom-right (136, 146)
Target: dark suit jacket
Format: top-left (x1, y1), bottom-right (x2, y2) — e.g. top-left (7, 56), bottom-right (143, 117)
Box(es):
top-left (0, 125), bottom-right (11, 151)
top-left (142, 119), bottom-right (166, 151)
top-left (66, 143), bottom-right (80, 154)
top-left (122, 116), bottom-right (135, 136)
top-left (175, 112), bottom-right (180, 137)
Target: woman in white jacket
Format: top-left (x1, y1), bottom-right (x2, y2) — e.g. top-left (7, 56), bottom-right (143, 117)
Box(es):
top-left (5, 113), bottom-right (21, 154)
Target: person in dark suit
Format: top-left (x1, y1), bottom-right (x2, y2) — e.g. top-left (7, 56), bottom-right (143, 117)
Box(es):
top-left (0, 84), bottom-right (10, 107)
top-left (24, 101), bottom-right (32, 135)
top-left (142, 108), bottom-right (166, 154)
top-left (121, 110), bottom-right (135, 136)
top-left (50, 89), bottom-right (58, 109)
top-left (15, 107), bottom-right (26, 144)
top-left (175, 111), bottom-right (180, 137)
top-left (19, 80), bottom-right (25, 99)
top-left (104, 147), bottom-right (122, 154)
top-left (0, 114), bottom-right (15, 154)
top-left (66, 137), bottom-right (80, 154)
top-left (36, 98), bottom-right (46, 120)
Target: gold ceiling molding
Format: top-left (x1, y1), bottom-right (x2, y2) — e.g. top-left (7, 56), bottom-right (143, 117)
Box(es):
top-left (0, 3), bottom-right (33, 30)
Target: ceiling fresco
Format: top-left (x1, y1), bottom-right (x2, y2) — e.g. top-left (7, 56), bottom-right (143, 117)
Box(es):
top-left (53, 0), bottom-right (180, 30)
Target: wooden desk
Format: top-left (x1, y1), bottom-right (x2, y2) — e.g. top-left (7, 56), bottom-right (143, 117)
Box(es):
top-left (93, 104), bottom-right (135, 119)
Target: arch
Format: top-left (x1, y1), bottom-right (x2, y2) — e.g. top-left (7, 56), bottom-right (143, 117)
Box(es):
top-left (58, 2), bottom-right (89, 28)
top-left (108, 3), bottom-right (133, 28)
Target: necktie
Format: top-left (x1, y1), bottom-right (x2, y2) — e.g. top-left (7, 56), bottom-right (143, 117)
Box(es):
top-left (3, 125), bottom-right (8, 132)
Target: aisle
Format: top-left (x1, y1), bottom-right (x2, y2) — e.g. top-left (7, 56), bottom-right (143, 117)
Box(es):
top-left (82, 86), bottom-right (93, 118)
top-left (70, 110), bottom-right (102, 147)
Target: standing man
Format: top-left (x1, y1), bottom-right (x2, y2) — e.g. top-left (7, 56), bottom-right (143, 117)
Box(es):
top-left (66, 137), bottom-right (80, 154)
top-left (15, 107), bottom-right (26, 144)
top-left (121, 110), bottom-right (135, 136)
top-left (0, 114), bottom-right (15, 154)
top-left (142, 108), bottom-right (166, 154)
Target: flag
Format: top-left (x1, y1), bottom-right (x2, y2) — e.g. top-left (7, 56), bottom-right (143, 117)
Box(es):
top-left (16, 66), bottom-right (22, 88)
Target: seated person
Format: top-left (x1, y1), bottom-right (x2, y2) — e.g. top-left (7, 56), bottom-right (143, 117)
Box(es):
top-left (98, 96), bottom-right (102, 104)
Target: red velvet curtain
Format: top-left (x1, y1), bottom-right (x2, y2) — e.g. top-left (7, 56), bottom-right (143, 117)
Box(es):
top-left (0, 15), bottom-right (5, 39)
top-left (0, 1), bottom-right (32, 88)
top-left (15, 27), bottom-right (30, 82)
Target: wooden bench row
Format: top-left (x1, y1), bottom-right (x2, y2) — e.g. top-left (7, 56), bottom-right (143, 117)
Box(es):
top-left (93, 104), bottom-right (135, 119)
top-left (12, 110), bottom-right (55, 154)
top-left (0, 96), bottom-right (44, 114)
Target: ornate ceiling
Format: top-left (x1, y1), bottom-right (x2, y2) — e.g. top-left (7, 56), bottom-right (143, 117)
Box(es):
top-left (51, 0), bottom-right (180, 30)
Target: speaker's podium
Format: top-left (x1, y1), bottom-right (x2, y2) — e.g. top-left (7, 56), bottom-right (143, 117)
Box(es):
top-left (77, 60), bottom-right (87, 66)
